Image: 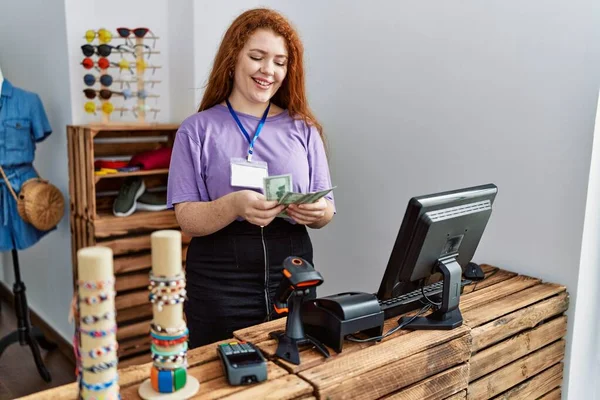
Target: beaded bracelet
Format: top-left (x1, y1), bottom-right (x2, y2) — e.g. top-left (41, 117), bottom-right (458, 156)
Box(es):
top-left (77, 278), bottom-right (115, 290)
top-left (79, 325), bottom-right (117, 338)
top-left (80, 375), bottom-right (118, 391)
top-left (149, 284), bottom-right (185, 294)
top-left (81, 311), bottom-right (116, 325)
top-left (149, 291), bottom-right (186, 311)
top-left (83, 343), bottom-right (119, 359)
top-left (150, 323), bottom-right (187, 336)
top-left (79, 291), bottom-right (116, 305)
top-left (150, 328), bottom-right (189, 341)
top-left (152, 335), bottom-right (188, 347)
top-left (152, 352), bottom-right (187, 363)
top-left (82, 359), bottom-right (118, 373)
top-left (149, 273), bottom-right (185, 283)
top-left (151, 342), bottom-right (188, 356)
top-left (151, 366), bottom-right (187, 393)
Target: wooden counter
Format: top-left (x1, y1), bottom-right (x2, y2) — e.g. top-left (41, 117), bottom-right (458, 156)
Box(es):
top-left (22, 265), bottom-right (568, 399)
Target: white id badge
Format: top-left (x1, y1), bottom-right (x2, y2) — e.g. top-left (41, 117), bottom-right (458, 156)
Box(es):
top-left (230, 158), bottom-right (268, 189)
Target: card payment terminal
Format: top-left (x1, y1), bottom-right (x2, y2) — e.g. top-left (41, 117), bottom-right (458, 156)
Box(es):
top-left (217, 340), bottom-right (268, 385)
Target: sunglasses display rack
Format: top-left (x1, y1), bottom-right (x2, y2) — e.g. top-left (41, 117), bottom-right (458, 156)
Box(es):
top-left (81, 27), bottom-right (162, 126)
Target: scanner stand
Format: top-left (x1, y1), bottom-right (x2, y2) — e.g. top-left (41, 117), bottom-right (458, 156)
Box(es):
top-left (269, 291), bottom-right (330, 365)
top-left (399, 257), bottom-right (463, 330)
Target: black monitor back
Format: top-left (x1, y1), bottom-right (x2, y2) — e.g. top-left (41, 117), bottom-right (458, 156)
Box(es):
top-left (377, 183), bottom-right (498, 300)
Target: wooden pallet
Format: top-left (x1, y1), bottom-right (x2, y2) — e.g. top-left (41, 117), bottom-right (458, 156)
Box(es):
top-left (66, 124), bottom-right (186, 364)
top-left (25, 266), bottom-right (568, 399)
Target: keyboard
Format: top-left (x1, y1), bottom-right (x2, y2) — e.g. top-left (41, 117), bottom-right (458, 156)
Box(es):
top-left (377, 279), bottom-right (472, 319)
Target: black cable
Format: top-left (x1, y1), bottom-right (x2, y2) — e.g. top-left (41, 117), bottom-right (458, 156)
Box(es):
top-left (345, 303), bottom-right (432, 343)
top-left (471, 266), bottom-right (500, 292)
top-left (420, 279), bottom-right (442, 307)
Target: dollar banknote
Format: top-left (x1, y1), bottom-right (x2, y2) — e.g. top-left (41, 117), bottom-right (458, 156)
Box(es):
top-left (263, 174), bottom-right (292, 201)
top-left (278, 187), bottom-right (336, 205)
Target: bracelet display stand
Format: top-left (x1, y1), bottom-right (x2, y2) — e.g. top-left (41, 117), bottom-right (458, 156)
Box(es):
top-left (138, 230), bottom-right (199, 399)
top-left (76, 247), bottom-right (120, 399)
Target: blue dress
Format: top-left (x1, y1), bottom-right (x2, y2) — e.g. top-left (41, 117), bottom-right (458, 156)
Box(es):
top-left (0, 79), bottom-right (53, 251)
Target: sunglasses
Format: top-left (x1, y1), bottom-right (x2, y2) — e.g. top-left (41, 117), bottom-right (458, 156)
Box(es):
top-left (121, 88), bottom-right (157, 100)
top-left (83, 101), bottom-right (160, 118)
top-left (83, 74), bottom-right (113, 87)
top-left (84, 101), bottom-right (115, 115)
top-left (81, 57), bottom-right (116, 70)
top-left (85, 28), bottom-right (112, 44)
top-left (83, 89), bottom-right (124, 100)
top-left (81, 44), bottom-right (133, 58)
top-left (116, 27), bottom-right (156, 48)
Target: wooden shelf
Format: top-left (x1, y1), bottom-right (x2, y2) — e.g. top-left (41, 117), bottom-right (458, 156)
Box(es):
top-left (67, 124), bottom-right (184, 365)
top-left (94, 168), bottom-right (169, 183)
top-left (94, 209), bottom-right (178, 238)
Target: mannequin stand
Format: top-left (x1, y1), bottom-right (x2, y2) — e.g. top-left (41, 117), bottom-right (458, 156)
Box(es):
top-left (0, 248), bottom-right (56, 382)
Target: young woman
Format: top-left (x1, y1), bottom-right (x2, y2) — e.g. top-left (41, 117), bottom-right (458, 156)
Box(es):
top-left (167, 8), bottom-right (335, 347)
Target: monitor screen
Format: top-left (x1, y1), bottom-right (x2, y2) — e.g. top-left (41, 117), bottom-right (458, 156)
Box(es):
top-left (377, 183), bottom-right (498, 300)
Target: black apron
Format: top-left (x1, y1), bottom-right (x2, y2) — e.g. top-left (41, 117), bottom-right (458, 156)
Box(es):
top-left (184, 219), bottom-right (314, 348)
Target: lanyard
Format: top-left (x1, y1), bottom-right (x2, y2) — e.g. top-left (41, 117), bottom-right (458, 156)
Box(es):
top-left (226, 99), bottom-right (271, 161)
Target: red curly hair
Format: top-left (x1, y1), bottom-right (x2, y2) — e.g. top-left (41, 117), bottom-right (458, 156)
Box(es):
top-left (198, 8), bottom-right (324, 139)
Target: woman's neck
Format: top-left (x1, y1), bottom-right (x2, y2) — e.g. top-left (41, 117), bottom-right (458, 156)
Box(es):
top-left (226, 91), bottom-right (270, 118)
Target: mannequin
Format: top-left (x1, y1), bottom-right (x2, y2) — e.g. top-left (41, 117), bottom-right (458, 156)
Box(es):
top-left (0, 71), bottom-right (56, 382)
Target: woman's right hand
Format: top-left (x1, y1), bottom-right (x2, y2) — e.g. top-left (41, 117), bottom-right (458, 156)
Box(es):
top-left (233, 190), bottom-right (286, 226)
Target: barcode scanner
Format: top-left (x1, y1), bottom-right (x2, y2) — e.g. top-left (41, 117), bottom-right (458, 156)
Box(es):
top-left (269, 256), bottom-right (330, 365)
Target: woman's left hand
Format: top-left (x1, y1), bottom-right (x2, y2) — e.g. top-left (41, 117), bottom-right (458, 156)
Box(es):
top-left (286, 198), bottom-right (328, 225)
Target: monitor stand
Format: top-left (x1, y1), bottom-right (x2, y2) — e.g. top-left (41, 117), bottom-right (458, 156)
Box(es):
top-left (399, 257), bottom-right (463, 330)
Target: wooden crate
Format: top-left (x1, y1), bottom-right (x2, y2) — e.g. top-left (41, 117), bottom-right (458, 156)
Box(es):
top-left (66, 124), bottom-right (189, 364)
top-left (25, 266), bottom-right (569, 399)
top-left (463, 265), bottom-right (568, 399)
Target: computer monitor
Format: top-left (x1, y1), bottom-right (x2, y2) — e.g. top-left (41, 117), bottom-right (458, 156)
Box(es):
top-left (377, 183), bottom-right (498, 329)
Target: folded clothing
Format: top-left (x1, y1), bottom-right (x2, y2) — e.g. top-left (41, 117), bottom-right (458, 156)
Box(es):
top-left (128, 147), bottom-right (172, 170)
top-left (95, 160), bottom-right (130, 169)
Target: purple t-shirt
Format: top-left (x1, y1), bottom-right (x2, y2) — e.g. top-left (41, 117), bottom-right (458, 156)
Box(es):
top-left (167, 104), bottom-right (334, 214)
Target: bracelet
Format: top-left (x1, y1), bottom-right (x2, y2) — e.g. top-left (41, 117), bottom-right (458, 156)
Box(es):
top-left (79, 325), bottom-right (117, 338)
top-left (149, 284), bottom-right (185, 294)
top-left (81, 311), bottom-right (116, 325)
top-left (150, 323), bottom-right (187, 335)
top-left (151, 342), bottom-right (188, 356)
top-left (149, 291), bottom-right (186, 311)
top-left (149, 273), bottom-right (185, 283)
top-left (83, 343), bottom-right (119, 359)
top-left (152, 352), bottom-right (186, 363)
top-left (77, 278), bottom-right (115, 290)
top-left (152, 335), bottom-right (188, 347)
top-left (82, 359), bottom-right (118, 373)
top-left (151, 328), bottom-right (189, 341)
top-left (79, 291), bottom-right (116, 305)
top-left (151, 366), bottom-right (187, 393)
top-left (80, 375), bottom-right (118, 391)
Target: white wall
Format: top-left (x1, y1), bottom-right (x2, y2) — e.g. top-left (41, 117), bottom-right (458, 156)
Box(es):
top-left (192, 1), bottom-right (599, 398)
top-left (0, 0), bottom-right (74, 340)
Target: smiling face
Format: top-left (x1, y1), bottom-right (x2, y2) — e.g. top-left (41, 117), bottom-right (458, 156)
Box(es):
top-left (231, 28), bottom-right (289, 106)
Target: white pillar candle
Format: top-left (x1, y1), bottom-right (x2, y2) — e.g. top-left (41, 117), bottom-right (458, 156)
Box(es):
top-left (77, 246), bottom-right (119, 399)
